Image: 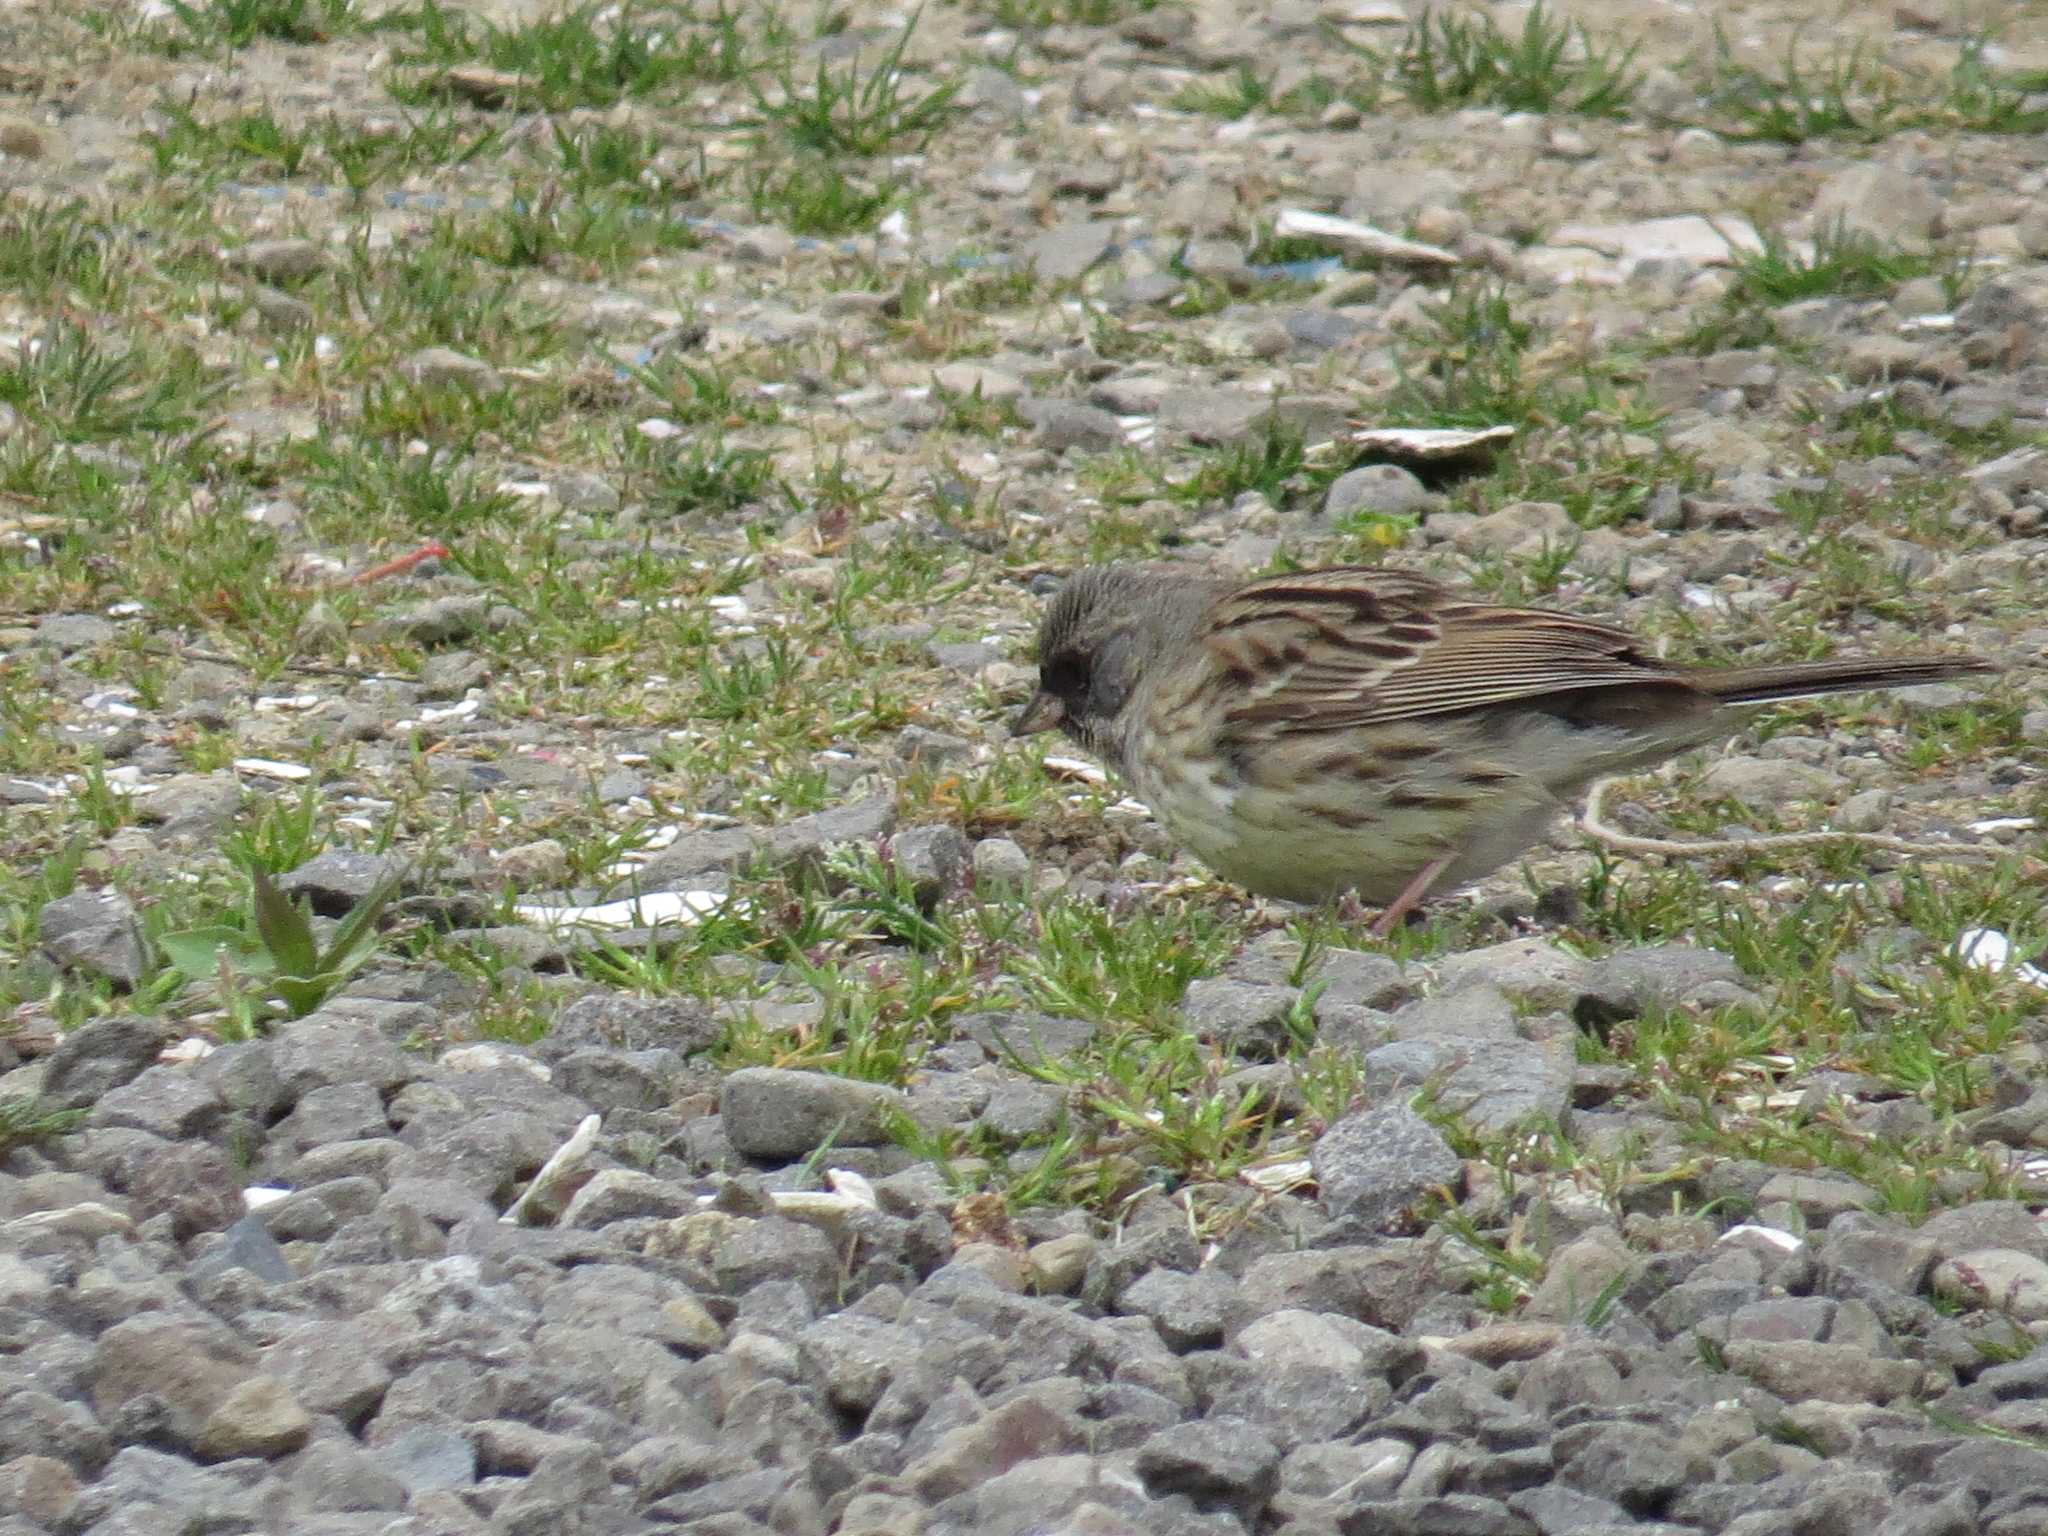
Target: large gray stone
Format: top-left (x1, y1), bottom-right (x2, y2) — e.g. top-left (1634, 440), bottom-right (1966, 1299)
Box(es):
top-left (721, 1067), bottom-right (909, 1159)
top-left (1312, 1105), bottom-right (1460, 1229)
top-left (39, 1016), bottom-right (172, 1109)
top-left (38, 890), bottom-right (149, 988)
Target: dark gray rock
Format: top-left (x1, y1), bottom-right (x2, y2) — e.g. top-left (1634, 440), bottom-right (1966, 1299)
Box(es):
top-left (191, 1213), bottom-right (297, 1285)
top-left (543, 992), bottom-right (721, 1059)
top-left (1182, 979), bottom-right (1302, 1058)
top-left (721, 1067), bottom-right (908, 1160)
top-left (760, 790), bottom-right (899, 872)
top-left (1388, 985), bottom-right (1519, 1041)
top-left (267, 1014), bottom-right (417, 1100)
top-left (190, 1038), bottom-right (286, 1120)
top-left (1508, 1481), bottom-right (1633, 1532)
top-left (1213, 1311), bottom-right (1415, 1447)
top-left (373, 593), bottom-right (507, 645)
top-left (559, 1169), bottom-right (695, 1228)
top-left (977, 1077), bottom-right (1063, 1141)
top-left (710, 1216), bottom-right (843, 1305)
top-left (1435, 938), bottom-right (1591, 1013)
top-left (1287, 307), bottom-right (1370, 350)
top-left (1931, 1437), bottom-right (2048, 1501)
top-left (123, 1141), bottom-right (242, 1239)
top-left (1920, 1201), bottom-right (2048, 1262)
top-left (34, 612), bottom-right (117, 649)
top-left (369, 1424), bottom-right (476, 1496)
top-left (39, 1015), bottom-right (172, 1109)
top-left (59, 1446), bottom-right (260, 1532)
top-left (90, 1314), bottom-right (260, 1453)
top-left (282, 1437), bottom-right (409, 1516)
top-left (1306, 949), bottom-right (1417, 1011)
top-left (277, 850), bottom-right (406, 914)
top-left (1019, 396), bottom-right (1124, 453)
top-left (1231, 1247), bottom-right (1438, 1335)
top-left (1557, 1423), bottom-right (1703, 1513)
top-left (636, 791), bottom-right (898, 888)
top-left (1323, 463), bottom-right (1437, 523)
top-left (1435, 1037), bottom-right (1574, 1135)
top-left (38, 889), bottom-right (149, 988)
top-left (272, 1081), bottom-right (391, 1153)
top-left (1336, 1495), bottom-right (1537, 1535)
top-left (1136, 1417), bottom-right (1280, 1522)
top-left (797, 1313), bottom-right (912, 1415)
top-left (1575, 945), bottom-right (1747, 1024)
top-left (890, 822), bottom-right (971, 905)
top-left (1818, 1218), bottom-right (1940, 1294)
top-left (1023, 220), bottom-right (1116, 281)
top-left (956, 1010), bottom-right (1098, 1066)
top-left (550, 1046), bottom-right (684, 1111)
top-left (1872, 1489), bottom-right (1983, 1536)
top-left (1118, 1267), bottom-right (1235, 1352)
top-left (1312, 1104), bottom-right (1461, 1229)
top-left (86, 1065), bottom-right (224, 1140)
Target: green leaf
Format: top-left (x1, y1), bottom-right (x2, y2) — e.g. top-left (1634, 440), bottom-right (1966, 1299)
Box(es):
top-left (273, 972), bottom-right (345, 1017)
top-left (158, 925), bottom-right (274, 980)
top-left (251, 868), bottom-right (319, 978)
top-left (313, 872), bottom-right (400, 975)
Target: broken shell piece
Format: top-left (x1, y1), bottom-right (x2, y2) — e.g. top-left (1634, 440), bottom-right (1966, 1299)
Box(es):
top-left (233, 758), bottom-right (314, 783)
top-left (756, 1167), bottom-right (882, 1228)
top-left (511, 889), bottom-right (740, 930)
top-left (1041, 755), bottom-right (1109, 787)
top-left (1342, 424), bottom-right (1516, 469)
top-left (1271, 208), bottom-right (1460, 268)
top-left (502, 1113), bottom-right (602, 1225)
top-left (1719, 1223), bottom-right (1804, 1253)
top-left (826, 1167), bottom-right (879, 1208)
top-left (1956, 927), bottom-right (2048, 989)
top-left (1240, 1158), bottom-right (1315, 1195)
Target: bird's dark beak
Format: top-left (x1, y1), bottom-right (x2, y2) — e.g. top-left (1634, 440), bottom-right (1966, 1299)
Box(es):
top-left (1011, 691), bottom-right (1064, 738)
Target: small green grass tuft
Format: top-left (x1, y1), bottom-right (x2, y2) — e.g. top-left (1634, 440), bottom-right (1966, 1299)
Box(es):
top-left (749, 14), bottom-right (961, 157)
top-left (1726, 220), bottom-right (1936, 304)
top-left (164, 0), bottom-right (362, 49)
top-left (1355, 1), bottom-right (1641, 117)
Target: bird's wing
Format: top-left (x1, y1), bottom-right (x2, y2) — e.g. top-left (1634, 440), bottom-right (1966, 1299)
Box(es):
top-left (1199, 567), bottom-right (1685, 732)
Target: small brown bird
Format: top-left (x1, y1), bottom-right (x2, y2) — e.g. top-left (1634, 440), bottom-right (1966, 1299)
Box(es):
top-left (1012, 563), bottom-right (1996, 934)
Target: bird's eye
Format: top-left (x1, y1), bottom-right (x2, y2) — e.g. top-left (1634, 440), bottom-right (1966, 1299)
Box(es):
top-left (1041, 651), bottom-right (1089, 699)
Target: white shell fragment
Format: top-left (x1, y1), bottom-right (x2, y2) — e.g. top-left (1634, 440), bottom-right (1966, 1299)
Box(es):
top-left (1956, 928), bottom-right (2048, 990)
top-left (511, 889), bottom-right (740, 930)
top-left (502, 1113), bottom-right (602, 1225)
top-left (415, 696), bottom-right (481, 725)
top-left (763, 1168), bottom-right (883, 1226)
top-left (1041, 755), bottom-right (1110, 787)
top-left (1271, 208), bottom-right (1460, 268)
top-left (826, 1167), bottom-right (878, 1207)
top-left (243, 1186), bottom-right (292, 1210)
top-left (232, 758), bottom-right (314, 782)
top-left (1342, 425), bottom-right (1517, 467)
top-left (1719, 1223), bottom-right (1804, 1253)
top-left (1240, 1159), bottom-right (1315, 1194)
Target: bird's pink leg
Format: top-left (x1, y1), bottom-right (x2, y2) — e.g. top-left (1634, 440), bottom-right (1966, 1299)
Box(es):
top-left (1369, 855), bottom-right (1455, 939)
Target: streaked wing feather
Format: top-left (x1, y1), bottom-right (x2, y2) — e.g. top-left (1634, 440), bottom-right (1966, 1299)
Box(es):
top-left (1203, 568), bottom-right (1680, 732)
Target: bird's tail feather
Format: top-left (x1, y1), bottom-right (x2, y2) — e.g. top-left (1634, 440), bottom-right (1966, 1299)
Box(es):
top-left (1700, 655), bottom-right (1997, 706)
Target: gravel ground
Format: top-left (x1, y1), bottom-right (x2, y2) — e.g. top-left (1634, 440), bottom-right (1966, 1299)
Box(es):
top-left (5, 0), bottom-right (2048, 1531)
